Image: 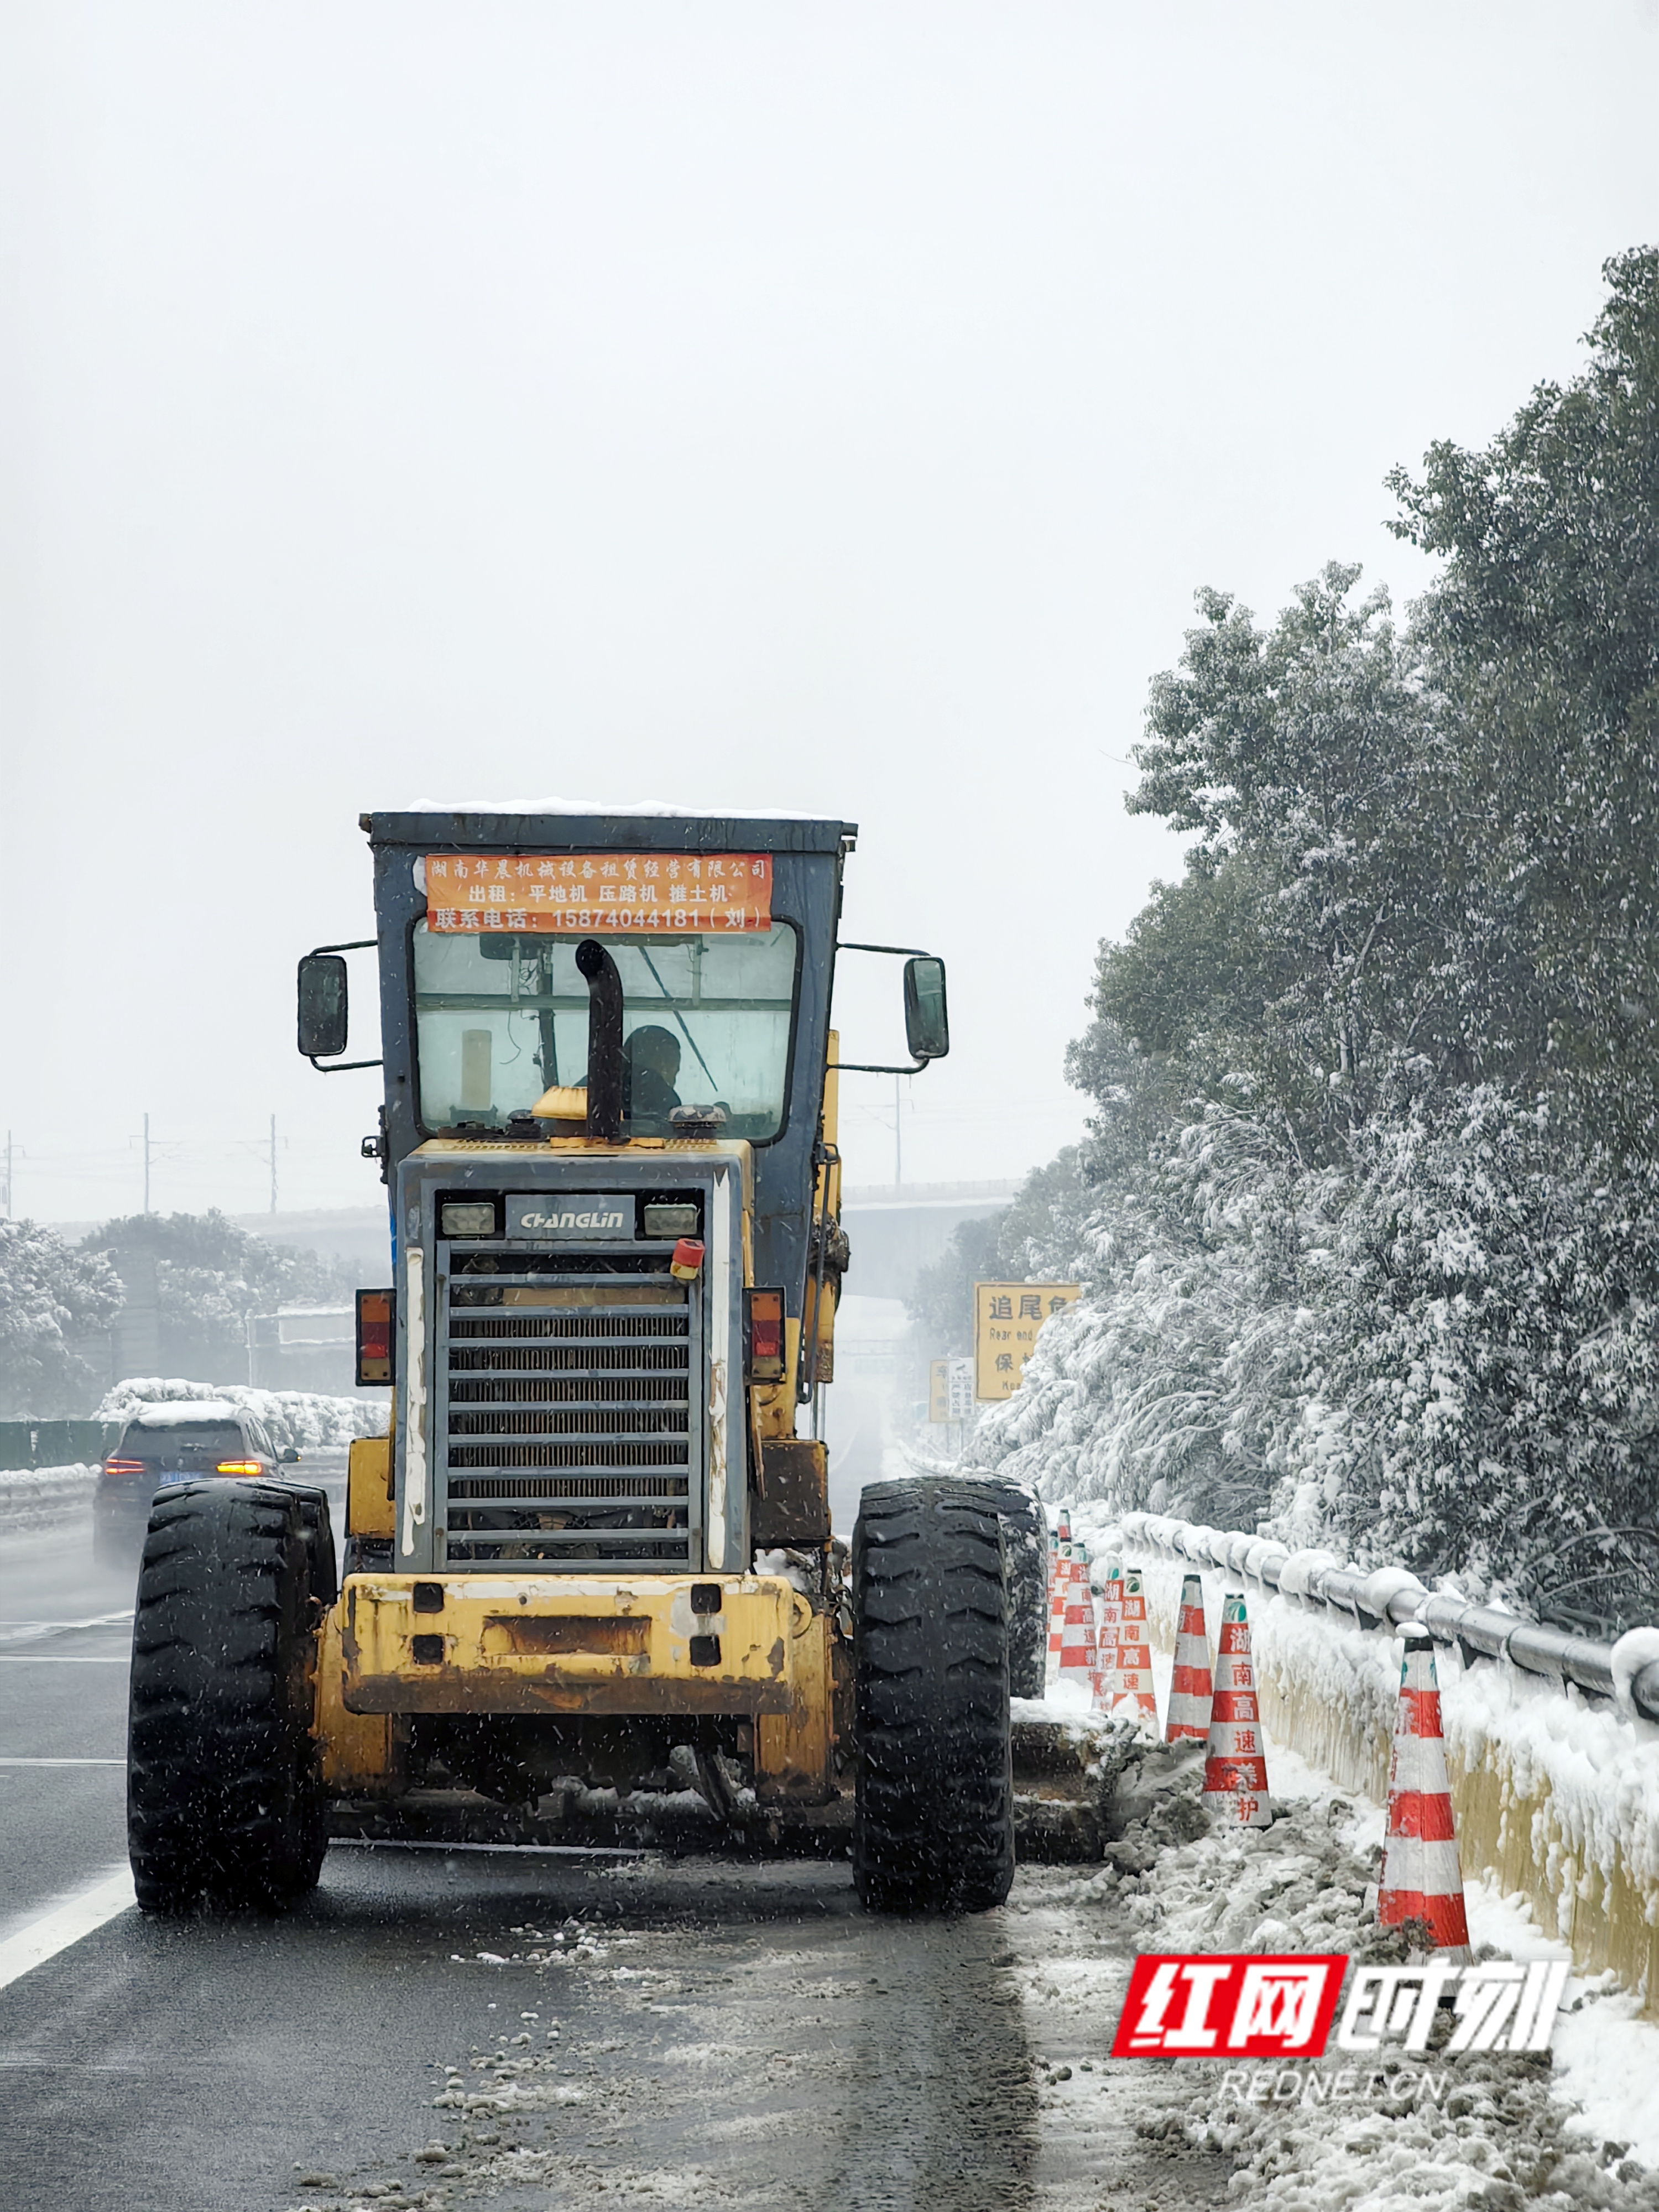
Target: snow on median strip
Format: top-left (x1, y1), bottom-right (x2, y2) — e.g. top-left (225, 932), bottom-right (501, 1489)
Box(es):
top-left (0, 1610), bottom-right (133, 1647)
top-left (0, 1867), bottom-right (136, 1995)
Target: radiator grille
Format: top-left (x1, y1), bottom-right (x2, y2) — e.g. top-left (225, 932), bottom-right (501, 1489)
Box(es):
top-left (436, 1250), bottom-right (700, 1569)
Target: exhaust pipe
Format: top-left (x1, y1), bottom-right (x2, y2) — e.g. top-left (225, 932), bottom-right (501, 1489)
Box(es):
top-left (576, 938), bottom-right (625, 1141)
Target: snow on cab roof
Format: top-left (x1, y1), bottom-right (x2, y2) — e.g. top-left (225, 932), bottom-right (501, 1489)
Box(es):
top-left (128, 1401), bottom-right (242, 1426)
top-left (394, 797), bottom-right (825, 820)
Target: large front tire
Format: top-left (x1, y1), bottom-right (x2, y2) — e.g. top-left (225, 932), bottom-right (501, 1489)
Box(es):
top-left (852, 1476), bottom-right (1014, 1913)
top-left (128, 1481), bottom-right (330, 1913)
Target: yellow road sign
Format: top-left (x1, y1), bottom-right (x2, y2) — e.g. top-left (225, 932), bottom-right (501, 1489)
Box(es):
top-left (973, 1282), bottom-right (1081, 1401)
top-left (928, 1357), bottom-right (975, 1421)
top-left (929, 1359), bottom-right (951, 1422)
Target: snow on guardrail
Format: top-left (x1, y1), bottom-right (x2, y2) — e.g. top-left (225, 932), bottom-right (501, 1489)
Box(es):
top-left (1115, 1507), bottom-right (1659, 1725)
top-left (0, 1463), bottom-right (98, 1533)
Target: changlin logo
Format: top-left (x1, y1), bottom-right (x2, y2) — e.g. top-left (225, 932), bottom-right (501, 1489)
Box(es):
top-left (516, 1208), bottom-right (625, 1232)
top-left (1113, 1955), bottom-right (1571, 2105)
top-left (505, 1192), bottom-right (635, 1240)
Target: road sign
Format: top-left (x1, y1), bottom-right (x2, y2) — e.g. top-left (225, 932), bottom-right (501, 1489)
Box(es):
top-left (973, 1281), bottom-right (1081, 1401)
top-left (929, 1357), bottom-right (975, 1422)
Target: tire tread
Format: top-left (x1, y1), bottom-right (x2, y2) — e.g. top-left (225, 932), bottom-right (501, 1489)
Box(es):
top-left (852, 1475), bottom-right (1015, 1913)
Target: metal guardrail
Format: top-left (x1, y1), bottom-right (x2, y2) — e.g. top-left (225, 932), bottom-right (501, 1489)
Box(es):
top-left (1117, 1509), bottom-right (1659, 1725)
top-left (0, 1420), bottom-right (122, 1473)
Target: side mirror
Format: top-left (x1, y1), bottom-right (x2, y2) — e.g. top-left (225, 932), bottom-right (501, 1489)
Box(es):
top-left (280, 1446), bottom-right (301, 1464)
top-left (903, 956), bottom-right (950, 1062)
top-left (298, 953), bottom-right (349, 1058)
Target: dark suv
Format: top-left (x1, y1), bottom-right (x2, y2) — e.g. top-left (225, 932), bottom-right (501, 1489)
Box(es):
top-left (94, 1406), bottom-right (300, 1565)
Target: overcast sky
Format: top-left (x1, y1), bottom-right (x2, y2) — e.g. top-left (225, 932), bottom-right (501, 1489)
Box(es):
top-left (4, 1), bottom-right (1658, 1225)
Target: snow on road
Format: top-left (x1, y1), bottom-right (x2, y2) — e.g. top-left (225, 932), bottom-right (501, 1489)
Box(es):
top-left (277, 1715), bottom-right (1659, 2212)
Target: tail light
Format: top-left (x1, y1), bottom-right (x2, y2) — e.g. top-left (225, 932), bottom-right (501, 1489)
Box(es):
top-left (356, 1287), bottom-right (395, 1386)
top-left (215, 1460), bottom-right (263, 1476)
top-left (745, 1288), bottom-right (786, 1381)
top-left (102, 1457), bottom-right (146, 1479)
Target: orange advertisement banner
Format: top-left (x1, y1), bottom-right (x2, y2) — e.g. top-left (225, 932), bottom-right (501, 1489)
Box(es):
top-left (423, 853), bottom-right (774, 935)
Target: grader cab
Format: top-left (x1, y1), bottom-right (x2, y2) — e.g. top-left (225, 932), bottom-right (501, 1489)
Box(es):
top-left (126, 808), bottom-right (1019, 1914)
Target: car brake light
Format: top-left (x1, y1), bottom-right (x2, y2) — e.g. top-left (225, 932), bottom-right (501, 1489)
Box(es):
top-left (103, 1457), bottom-right (147, 1478)
top-left (215, 1460), bottom-right (263, 1475)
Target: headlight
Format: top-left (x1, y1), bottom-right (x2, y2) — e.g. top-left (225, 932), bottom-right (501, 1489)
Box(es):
top-left (643, 1202), bottom-right (699, 1238)
top-left (440, 1201), bottom-right (496, 1238)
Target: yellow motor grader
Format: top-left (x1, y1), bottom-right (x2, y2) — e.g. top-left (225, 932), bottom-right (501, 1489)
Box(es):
top-left (125, 807), bottom-right (1032, 1913)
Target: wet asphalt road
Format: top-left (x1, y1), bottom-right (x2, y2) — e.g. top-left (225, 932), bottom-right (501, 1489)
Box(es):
top-left (0, 1517), bottom-right (1232, 2212)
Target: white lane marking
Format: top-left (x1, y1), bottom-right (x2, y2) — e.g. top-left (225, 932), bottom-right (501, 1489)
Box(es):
top-left (0, 1758), bottom-right (124, 1766)
top-left (0, 1610), bottom-right (133, 1647)
top-left (333, 1837), bottom-right (644, 1859)
top-left (0, 1867), bottom-right (135, 1995)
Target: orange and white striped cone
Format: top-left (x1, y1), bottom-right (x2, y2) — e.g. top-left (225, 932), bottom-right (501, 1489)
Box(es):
top-left (1057, 1504), bottom-right (1072, 1545)
top-left (1378, 1630), bottom-right (1470, 1958)
top-left (1094, 1560), bottom-right (1123, 1704)
top-left (1047, 1540), bottom-right (1071, 1672)
top-left (1057, 1546), bottom-right (1102, 1705)
top-left (1112, 1568), bottom-right (1159, 1719)
top-left (1165, 1573), bottom-right (1213, 1743)
top-left (1201, 1593), bottom-right (1271, 1827)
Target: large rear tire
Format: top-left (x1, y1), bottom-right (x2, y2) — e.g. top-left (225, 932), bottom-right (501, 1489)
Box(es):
top-left (852, 1476), bottom-right (1014, 1913)
top-left (128, 1480), bottom-right (330, 1913)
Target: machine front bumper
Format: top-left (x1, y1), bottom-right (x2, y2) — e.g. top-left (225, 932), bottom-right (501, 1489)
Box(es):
top-left (339, 1572), bottom-right (810, 1717)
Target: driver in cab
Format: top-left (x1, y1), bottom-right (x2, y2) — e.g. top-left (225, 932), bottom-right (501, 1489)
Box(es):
top-left (622, 1025), bottom-right (682, 1124)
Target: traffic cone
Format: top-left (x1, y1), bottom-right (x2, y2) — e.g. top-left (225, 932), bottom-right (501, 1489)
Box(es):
top-left (1112, 1568), bottom-right (1158, 1719)
top-left (1057, 1545), bottom-right (1102, 1706)
top-left (1094, 1559), bottom-right (1123, 1703)
top-left (1378, 1630), bottom-right (1470, 1958)
top-left (1046, 1552), bottom-right (1067, 1675)
top-left (1165, 1573), bottom-right (1213, 1743)
top-left (1057, 1504), bottom-right (1072, 1545)
top-left (1201, 1593), bottom-right (1271, 1827)
top-left (1048, 1538), bottom-right (1077, 1668)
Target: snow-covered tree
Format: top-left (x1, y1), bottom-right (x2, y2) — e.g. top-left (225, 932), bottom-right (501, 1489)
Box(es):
top-left (969, 249), bottom-right (1659, 1616)
top-left (82, 1211), bottom-right (356, 1384)
top-left (0, 1220), bottom-right (122, 1416)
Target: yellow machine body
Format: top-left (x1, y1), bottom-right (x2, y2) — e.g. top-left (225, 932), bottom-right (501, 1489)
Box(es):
top-left (338, 1573), bottom-right (807, 1717)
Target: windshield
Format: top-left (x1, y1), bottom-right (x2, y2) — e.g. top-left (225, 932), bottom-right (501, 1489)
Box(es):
top-left (412, 921), bottom-right (800, 1140)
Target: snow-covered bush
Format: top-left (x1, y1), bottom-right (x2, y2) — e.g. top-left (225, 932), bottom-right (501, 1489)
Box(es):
top-left (100, 1376), bottom-right (387, 1452)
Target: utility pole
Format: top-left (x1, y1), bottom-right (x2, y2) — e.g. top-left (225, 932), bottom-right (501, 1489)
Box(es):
top-left (269, 1113), bottom-right (278, 1215)
top-left (143, 1112), bottom-right (151, 1213)
top-left (2, 1130), bottom-right (12, 1217)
